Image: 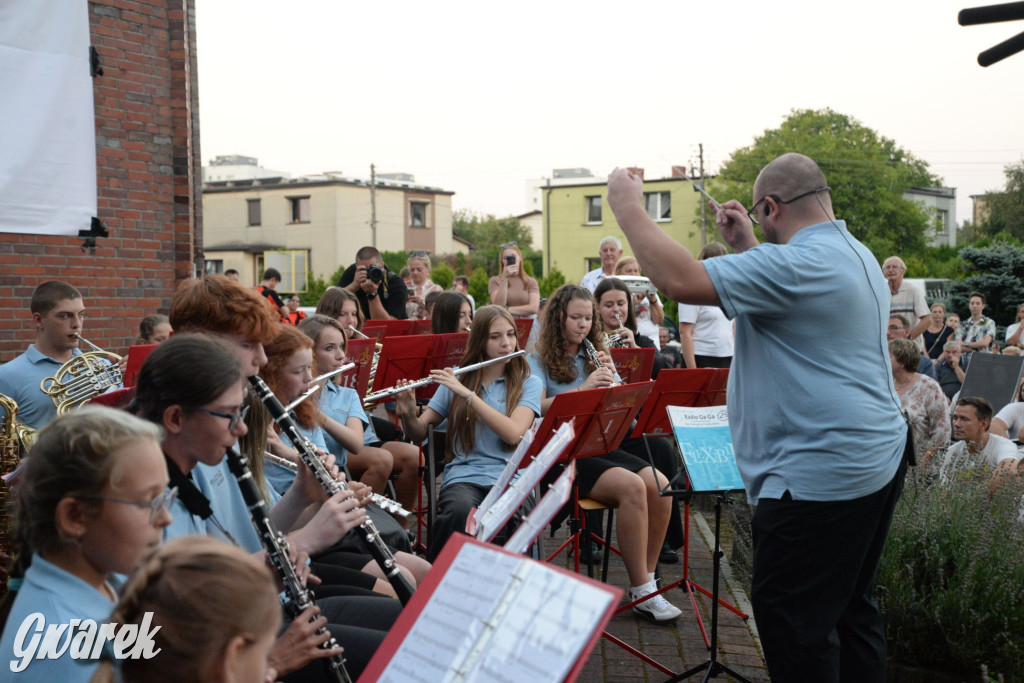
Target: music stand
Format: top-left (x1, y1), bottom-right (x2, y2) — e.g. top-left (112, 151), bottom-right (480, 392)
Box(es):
top-left (610, 347), bottom-right (656, 385)
top-left (631, 369), bottom-right (748, 649)
top-left (416, 332), bottom-right (469, 402)
top-left (365, 336), bottom-right (432, 405)
top-left (664, 404), bottom-right (750, 683)
top-left (337, 337), bottom-right (376, 399)
top-left (513, 318), bottom-right (533, 350)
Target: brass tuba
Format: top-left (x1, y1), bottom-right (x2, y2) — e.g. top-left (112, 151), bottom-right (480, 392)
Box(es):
top-left (40, 334), bottom-right (123, 414)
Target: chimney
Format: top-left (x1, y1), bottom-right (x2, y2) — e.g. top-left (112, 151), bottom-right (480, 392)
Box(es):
top-left (671, 165), bottom-right (688, 178)
top-left (626, 167), bottom-right (644, 180)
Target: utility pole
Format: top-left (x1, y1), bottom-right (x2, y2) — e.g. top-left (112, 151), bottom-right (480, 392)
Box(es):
top-left (370, 163), bottom-right (377, 248)
top-left (698, 143), bottom-right (707, 247)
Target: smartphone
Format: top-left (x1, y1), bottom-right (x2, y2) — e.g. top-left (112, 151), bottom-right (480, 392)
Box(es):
top-left (505, 255), bottom-right (516, 266)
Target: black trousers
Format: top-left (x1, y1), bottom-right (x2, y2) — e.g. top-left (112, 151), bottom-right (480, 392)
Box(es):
top-left (428, 482), bottom-right (532, 562)
top-left (750, 457), bottom-right (907, 683)
top-left (280, 594), bottom-right (401, 682)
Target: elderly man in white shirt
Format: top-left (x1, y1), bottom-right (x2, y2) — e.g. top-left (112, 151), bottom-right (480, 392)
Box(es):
top-left (581, 236), bottom-right (623, 292)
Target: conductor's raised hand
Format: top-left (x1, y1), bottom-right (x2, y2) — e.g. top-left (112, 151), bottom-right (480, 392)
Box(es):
top-left (606, 167), bottom-right (645, 215)
top-left (714, 199), bottom-right (759, 252)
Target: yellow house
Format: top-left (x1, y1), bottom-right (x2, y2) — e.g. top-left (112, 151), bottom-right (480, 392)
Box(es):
top-left (540, 170), bottom-right (714, 281)
top-left (202, 172), bottom-right (459, 290)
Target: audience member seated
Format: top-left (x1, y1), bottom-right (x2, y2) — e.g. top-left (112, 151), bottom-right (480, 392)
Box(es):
top-left (956, 291), bottom-right (996, 355)
top-left (934, 340), bottom-right (968, 401)
top-left (940, 396), bottom-right (1021, 480)
top-left (656, 326), bottom-right (684, 369)
top-left (1005, 303), bottom-right (1024, 351)
top-left (890, 339), bottom-right (950, 465)
top-left (989, 376), bottom-right (1024, 442)
top-left (888, 314), bottom-right (935, 379)
top-left (922, 302), bottom-right (955, 360)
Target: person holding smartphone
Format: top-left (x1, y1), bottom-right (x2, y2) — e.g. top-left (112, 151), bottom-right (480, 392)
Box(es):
top-left (488, 241), bottom-right (539, 317)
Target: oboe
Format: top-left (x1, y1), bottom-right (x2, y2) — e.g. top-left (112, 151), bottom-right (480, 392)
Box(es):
top-left (248, 375), bottom-right (416, 605)
top-left (223, 447), bottom-right (352, 683)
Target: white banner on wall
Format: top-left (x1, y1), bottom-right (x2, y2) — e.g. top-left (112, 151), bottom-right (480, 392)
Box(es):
top-left (0, 0), bottom-right (97, 236)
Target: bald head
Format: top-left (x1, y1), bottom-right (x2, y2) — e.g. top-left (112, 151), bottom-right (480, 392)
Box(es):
top-left (754, 153), bottom-right (828, 201)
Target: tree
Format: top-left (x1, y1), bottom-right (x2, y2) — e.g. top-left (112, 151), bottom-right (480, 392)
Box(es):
top-left (431, 262), bottom-right (454, 290)
top-left (945, 240), bottom-right (1024, 327)
top-left (468, 266), bottom-right (490, 306)
top-left (980, 161), bottom-right (1024, 240)
top-left (538, 267), bottom-right (566, 298)
top-left (452, 210), bottom-right (533, 251)
top-left (708, 108), bottom-right (940, 257)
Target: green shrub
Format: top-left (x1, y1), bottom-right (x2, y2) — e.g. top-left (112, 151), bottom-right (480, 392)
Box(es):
top-left (431, 263), bottom-right (454, 290)
top-left (876, 464), bottom-right (1024, 678)
top-left (538, 267), bottom-right (566, 298)
top-left (469, 266), bottom-right (490, 306)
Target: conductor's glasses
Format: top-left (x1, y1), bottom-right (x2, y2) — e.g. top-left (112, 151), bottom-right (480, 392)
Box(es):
top-left (748, 186), bottom-right (831, 225)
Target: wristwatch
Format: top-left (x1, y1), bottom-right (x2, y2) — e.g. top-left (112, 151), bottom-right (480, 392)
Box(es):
top-left (366, 291), bottom-right (378, 300)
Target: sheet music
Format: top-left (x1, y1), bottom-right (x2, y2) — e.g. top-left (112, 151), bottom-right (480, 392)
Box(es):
top-left (668, 405), bottom-right (745, 492)
top-left (376, 542), bottom-right (615, 683)
top-left (467, 421), bottom-right (537, 535)
top-left (503, 463), bottom-right (574, 555)
top-left (475, 420), bottom-right (574, 543)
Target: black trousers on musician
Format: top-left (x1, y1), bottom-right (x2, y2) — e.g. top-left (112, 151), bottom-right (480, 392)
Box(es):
top-left (280, 594), bottom-right (401, 682)
top-left (750, 455), bottom-right (907, 683)
top-left (428, 482), bottom-right (534, 562)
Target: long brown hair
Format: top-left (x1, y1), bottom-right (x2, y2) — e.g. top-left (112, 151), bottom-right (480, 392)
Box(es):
top-left (537, 284), bottom-right (606, 384)
top-left (298, 314), bottom-right (350, 364)
top-left (316, 286), bottom-right (365, 333)
top-left (445, 305), bottom-right (529, 463)
top-left (594, 277), bottom-right (639, 335)
top-left (260, 325), bottom-right (319, 429)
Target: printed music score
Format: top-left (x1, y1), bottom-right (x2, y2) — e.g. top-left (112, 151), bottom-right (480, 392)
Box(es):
top-left (363, 538), bottom-right (620, 683)
top-left (502, 463), bottom-right (574, 555)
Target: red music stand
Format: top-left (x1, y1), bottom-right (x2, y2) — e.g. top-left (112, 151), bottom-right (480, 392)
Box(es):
top-left (610, 347), bottom-right (655, 385)
top-left (122, 343), bottom-right (157, 388)
top-left (337, 337), bottom-right (376, 399)
top-left (629, 368), bottom-right (746, 650)
top-left (363, 319), bottom-right (421, 337)
top-left (416, 333), bottom-right (468, 402)
top-left (513, 318), bottom-right (533, 350)
top-left (89, 386), bottom-right (135, 409)
top-left (366, 336), bottom-right (432, 402)
top-left (529, 383), bottom-right (654, 575)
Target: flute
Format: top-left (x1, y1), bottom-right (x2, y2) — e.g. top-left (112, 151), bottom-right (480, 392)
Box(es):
top-left (363, 350), bottom-right (526, 405)
top-left (284, 363), bottom-right (355, 411)
top-left (263, 451), bottom-right (411, 520)
top-left (249, 375), bottom-right (415, 605)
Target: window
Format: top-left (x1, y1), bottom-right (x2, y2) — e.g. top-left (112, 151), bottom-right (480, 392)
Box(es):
top-left (585, 196), bottom-right (602, 224)
top-left (264, 250), bottom-right (309, 292)
top-left (204, 259), bottom-right (224, 275)
top-left (410, 201), bottom-right (429, 228)
top-left (287, 196), bottom-right (310, 224)
top-left (247, 199), bottom-right (261, 226)
top-left (644, 191), bottom-right (671, 221)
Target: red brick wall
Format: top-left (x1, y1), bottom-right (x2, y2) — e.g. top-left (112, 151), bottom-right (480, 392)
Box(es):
top-left (0, 0), bottom-right (201, 362)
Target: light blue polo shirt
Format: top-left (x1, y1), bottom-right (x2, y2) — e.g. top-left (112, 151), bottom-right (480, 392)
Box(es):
top-left (428, 374), bottom-right (542, 489)
top-left (319, 382), bottom-right (369, 467)
top-left (0, 345), bottom-right (84, 429)
top-left (0, 554), bottom-right (114, 681)
top-left (266, 425), bottom-right (328, 497)
top-left (163, 458), bottom-right (282, 555)
top-left (527, 350), bottom-right (621, 397)
top-left (702, 220), bottom-right (905, 504)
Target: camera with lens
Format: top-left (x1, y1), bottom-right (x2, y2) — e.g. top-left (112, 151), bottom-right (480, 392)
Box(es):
top-left (365, 263), bottom-right (386, 284)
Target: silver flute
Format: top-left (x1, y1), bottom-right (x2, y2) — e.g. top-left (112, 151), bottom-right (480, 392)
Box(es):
top-left (262, 451), bottom-right (411, 520)
top-left (284, 363), bottom-right (355, 411)
top-left (363, 350), bottom-right (526, 405)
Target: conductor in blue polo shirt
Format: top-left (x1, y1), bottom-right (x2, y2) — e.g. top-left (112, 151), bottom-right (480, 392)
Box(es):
top-left (608, 153), bottom-right (907, 683)
top-left (0, 281), bottom-right (89, 429)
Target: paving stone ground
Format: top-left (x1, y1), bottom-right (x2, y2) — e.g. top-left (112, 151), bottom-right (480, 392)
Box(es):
top-left (550, 509), bottom-right (771, 683)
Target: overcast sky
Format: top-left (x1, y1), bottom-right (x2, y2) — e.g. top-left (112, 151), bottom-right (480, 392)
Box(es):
top-left (195, 0), bottom-right (1024, 227)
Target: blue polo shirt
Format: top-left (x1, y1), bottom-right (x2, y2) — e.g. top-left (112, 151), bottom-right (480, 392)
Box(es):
top-left (0, 345), bottom-right (84, 429)
top-left (428, 374), bottom-right (542, 489)
top-left (319, 382), bottom-right (370, 467)
top-left (0, 554), bottom-right (115, 681)
top-left (702, 220), bottom-right (905, 504)
top-left (527, 350), bottom-right (621, 396)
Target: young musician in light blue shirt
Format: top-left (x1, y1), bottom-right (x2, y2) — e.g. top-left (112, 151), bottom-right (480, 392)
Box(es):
top-left (396, 305), bottom-right (542, 561)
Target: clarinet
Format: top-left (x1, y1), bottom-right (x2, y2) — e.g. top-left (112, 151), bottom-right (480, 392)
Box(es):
top-left (223, 447), bottom-right (352, 683)
top-left (582, 338), bottom-right (605, 370)
top-left (249, 375), bottom-right (416, 605)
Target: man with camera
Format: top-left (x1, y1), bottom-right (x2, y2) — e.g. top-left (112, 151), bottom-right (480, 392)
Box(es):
top-left (338, 246), bottom-right (408, 320)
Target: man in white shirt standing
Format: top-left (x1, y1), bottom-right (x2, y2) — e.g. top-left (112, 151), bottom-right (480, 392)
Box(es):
top-left (883, 256), bottom-right (929, 341)
top-left (580, 236), bottom-right (623, 292)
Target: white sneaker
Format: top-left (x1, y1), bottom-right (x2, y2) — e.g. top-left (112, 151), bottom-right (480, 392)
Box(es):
top-left (630, 580), bottom-right (682, 623)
